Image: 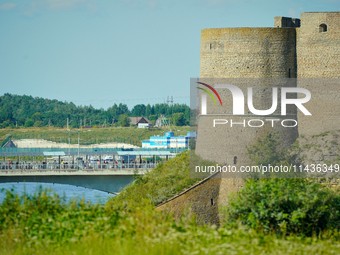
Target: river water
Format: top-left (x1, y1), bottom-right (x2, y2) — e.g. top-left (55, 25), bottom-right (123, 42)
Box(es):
top-left (0, 182), bottom-right (116, 204)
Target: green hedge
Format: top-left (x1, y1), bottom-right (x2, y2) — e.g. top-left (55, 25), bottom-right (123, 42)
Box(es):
top-left (225, 178), bottom-right (340, 236)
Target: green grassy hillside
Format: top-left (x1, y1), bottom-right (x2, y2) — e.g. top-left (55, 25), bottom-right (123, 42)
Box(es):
top-left (0, 126), bottom-right (190, 147)
top-left (114, 151), bottom-right (202, 206)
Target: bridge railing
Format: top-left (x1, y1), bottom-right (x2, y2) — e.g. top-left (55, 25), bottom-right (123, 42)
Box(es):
top-left (0, 162), bottom-right (158, 170)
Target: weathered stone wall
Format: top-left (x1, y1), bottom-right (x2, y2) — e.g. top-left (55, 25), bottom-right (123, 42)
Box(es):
top-left (156, 174), bottom-right (244, 225)
top-left (297, 12), bottom-right (340, 136)
top-left (296, 78), bottom-right (340, 136)
top-left (157, 12), bottom-right (340, 225)
top-left (156, 175), bottom-right (222, 225)
top-left (218, 178), bottom-right (244, 208)
top-left (274, 17), bottom-right (300, 28)
top-left (198, 27), bottom-right (298, 166)
top-left (297, 12), bottom-right (340, 78)
top-left (200, 27), bottom-right (297, 78)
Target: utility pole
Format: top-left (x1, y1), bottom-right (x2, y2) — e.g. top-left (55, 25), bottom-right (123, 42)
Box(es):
top-left (67, 123), bottom-right (70, 156)
top-left (166, 96), bottom-right (173, 105)
top-left (68, 132), bottom-right (70, 156)
top-left (78, 133), bottom-right (80, 159)
top-left (176, 138), bottom-right (178, 153)
top-left (84, 116), bottom-right (86, 127)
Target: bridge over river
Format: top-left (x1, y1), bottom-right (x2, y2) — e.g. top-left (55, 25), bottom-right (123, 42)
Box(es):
top-left (0, 148), bottom-right (174, 193)
top-left (0, 168), bottom-right (148, 194)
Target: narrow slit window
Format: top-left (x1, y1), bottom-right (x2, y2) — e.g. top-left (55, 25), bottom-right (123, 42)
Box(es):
top-left (234, 156), bottom-right (237, 165)
top-left (211, 199), bottom-right (214, 206)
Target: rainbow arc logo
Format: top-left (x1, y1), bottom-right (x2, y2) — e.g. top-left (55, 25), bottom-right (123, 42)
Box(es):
top-left (197, 82), bottom-right (222, 106)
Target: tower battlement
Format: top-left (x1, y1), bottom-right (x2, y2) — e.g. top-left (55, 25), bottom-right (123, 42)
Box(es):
top-left (197, 11), bottom-right (340, 166)
top-left (157, 12), bottom-right (340, 226)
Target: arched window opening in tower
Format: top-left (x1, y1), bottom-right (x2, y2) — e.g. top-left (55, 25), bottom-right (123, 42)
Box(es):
top-left (234, 156), bottom-right (237, 165)
top-left (319, 24), bottom-right (327, 32)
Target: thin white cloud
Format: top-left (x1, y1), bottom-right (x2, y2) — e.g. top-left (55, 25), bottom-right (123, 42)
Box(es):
top-left (45, 0), bottom-right (84, 10)
top-left (207, 0), bottom-right (225, 5)
top-left (147, 0), bottom-right (158, 10)
top-left (120, 0), bottom-right (159, 10)
top-left (0, 3), bottom-right (18, 11)
top-left (22, 0), bottom-right (97, 17)
top-left (288, 8), bottom-right (298, 17)
top-left (204, 0), bottom-right (237, 8)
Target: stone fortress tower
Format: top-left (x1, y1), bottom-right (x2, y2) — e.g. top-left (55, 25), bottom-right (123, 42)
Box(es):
top-left (157, 12), bottom-right (340, 225)
top-left (196, 11), bottom-right (340, 167)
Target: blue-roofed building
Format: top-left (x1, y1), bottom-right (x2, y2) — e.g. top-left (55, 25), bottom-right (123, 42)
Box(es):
top-left (142, 131), bottom-right (196, 149)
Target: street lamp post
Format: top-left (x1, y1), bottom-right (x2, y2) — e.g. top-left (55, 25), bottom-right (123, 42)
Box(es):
top-left (78, 133), bottom-right (80, 159)
top-left (68, 129), bottom-right (70, 156)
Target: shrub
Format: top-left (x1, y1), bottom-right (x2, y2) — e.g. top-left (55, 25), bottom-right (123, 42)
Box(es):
top-left (172, 112), bottom-right (186, 126)
top-left (33, 121), bottom-right (44, 127)
top-left (118, 114), bottom-right (130, 127)
top-left (0, 120), bottom-right (10, 128)
top-left (114, 151), bottom-right (203, 206)
top-left (225, 178), bottom-right (340, 236)
top-left (24, 119), bottom-right (34, 127)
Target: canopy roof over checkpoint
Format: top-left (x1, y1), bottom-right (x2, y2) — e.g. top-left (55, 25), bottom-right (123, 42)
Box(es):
top-left (0, 148), bottom-right (173, 157)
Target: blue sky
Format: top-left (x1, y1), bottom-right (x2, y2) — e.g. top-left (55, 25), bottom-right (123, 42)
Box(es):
top-left (0, 0), bottom-right (339, 110)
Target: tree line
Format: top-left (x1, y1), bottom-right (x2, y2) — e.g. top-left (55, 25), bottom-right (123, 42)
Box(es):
top-left (0, 93), bottom-right (190, 128)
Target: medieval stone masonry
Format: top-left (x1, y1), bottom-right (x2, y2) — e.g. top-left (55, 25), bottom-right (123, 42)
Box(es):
top-left (157, 12), bottom-right (340, 225)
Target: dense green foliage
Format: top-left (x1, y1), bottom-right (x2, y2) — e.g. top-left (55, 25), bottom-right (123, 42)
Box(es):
top-left (225, 178), bottom-right (340, 236)
top-left (2, 188), bottom-right (340, 254)
top-left (224, 131), bottom-right (340, 236)
top-left (0, 93), bottom-right (190, 128)
top-left (115, 151), bottom-right (202, 206)
top-left (118, 114), bottom-right (131, 127)
top-left (172, 112), bottom-right (186, 126)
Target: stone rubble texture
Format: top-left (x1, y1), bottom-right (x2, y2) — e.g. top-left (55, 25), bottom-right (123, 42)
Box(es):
top-left (157, 12), bottom-right (340, 225)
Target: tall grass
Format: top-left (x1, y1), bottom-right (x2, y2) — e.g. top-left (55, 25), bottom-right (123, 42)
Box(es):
top-left (2, 187), bottom-right (340, 254)
top-left (114, 151), bottom-right (202, 206)
top-left (3, 149), bottom-right (340, 254)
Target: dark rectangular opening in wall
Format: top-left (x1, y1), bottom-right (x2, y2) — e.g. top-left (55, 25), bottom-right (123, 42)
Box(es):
top-left (211, 198), bottom-right (214, 206)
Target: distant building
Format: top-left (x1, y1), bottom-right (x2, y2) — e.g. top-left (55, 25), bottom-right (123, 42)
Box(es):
top-left (142, 131), bottom-right (196, 149)
top-left (155, 117), bottom-right (170, 127)
top-left (129, 117), bottom-right (151, 129)
top-left (2, 140), bottom-right (16, 148)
